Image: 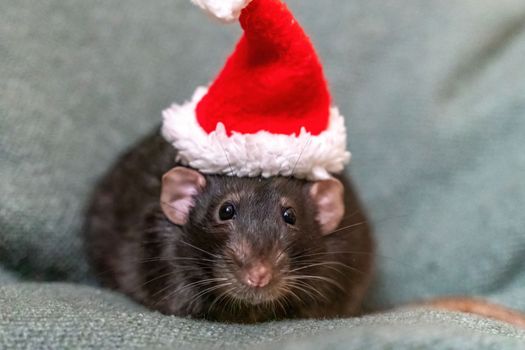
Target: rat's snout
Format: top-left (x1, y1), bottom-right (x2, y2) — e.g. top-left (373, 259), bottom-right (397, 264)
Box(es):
top-left (221, 239), bottom-right (290, 304)
top-left (227, 239), bottom-right (284, 290)
top-left (243, 262), bottom-right (272, 288)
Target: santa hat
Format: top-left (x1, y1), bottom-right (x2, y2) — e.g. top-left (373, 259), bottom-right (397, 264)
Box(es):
top-left (162, 0), bottom-right (350, 180)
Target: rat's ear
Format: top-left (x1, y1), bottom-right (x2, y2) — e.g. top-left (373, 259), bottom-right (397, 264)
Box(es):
top-left (309, 178), bottom-right (345, 235)
top-left (160, 167), bottom-right (206, 225)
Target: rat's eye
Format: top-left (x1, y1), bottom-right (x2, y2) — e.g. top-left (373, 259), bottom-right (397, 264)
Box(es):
top-left (282, 208), bottom-right (296, 226)
top-left (219, 202), bottom-right (236, 221)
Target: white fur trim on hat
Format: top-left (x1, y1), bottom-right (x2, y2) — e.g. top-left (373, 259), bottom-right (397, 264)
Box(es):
top-left (191, 0), bottom-right (253, 23)
top-left (162, 87), bottom-right (351, 181)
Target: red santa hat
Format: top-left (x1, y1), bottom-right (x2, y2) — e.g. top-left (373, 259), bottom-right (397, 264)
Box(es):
top-left (162, 0), bottom-right (350, 180)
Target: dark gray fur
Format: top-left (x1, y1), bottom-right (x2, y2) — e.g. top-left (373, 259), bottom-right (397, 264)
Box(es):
top-left (84, 130), bottom-right (373, 323)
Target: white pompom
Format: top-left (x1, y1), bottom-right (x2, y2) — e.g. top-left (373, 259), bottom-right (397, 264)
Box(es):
top-left (191, 0), bottom-right (253, 23)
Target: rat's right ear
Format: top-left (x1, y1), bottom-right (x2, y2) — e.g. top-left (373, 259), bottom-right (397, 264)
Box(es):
top-left (160, 167), bottom-right (206, 225)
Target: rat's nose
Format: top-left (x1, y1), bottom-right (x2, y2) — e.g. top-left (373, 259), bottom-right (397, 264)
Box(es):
top-left (244, 263), bottom-right (272, 288)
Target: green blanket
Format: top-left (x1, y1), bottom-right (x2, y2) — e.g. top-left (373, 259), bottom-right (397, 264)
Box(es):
top-left (1, 0), bottom-right (525, 348)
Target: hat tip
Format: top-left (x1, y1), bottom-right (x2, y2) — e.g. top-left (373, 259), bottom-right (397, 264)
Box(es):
top-left (191, 0), bottom-right (254, 22)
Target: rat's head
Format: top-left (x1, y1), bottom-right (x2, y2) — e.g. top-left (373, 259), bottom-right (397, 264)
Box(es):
top-left (160, 167), bottom-right (346, 312)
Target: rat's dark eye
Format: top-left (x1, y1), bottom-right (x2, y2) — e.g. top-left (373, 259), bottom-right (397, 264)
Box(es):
top-left (282, 208), bottom-right (296, 226)
top-left (219, 202), bottom-right (236, 221)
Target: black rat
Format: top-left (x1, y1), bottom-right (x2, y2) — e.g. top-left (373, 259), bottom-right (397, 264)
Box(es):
top-left (84, 130), bottom-right (374, 323)
top-left (84, 130), bottom-right (525, 328)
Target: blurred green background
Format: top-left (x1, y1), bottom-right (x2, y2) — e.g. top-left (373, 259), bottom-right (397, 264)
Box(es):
top-left (1, 0), bottom-right (525, 348)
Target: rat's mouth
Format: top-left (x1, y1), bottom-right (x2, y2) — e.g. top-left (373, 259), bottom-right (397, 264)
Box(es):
top-left (212, 255), bottom-right (290, 306)
top-left (212, 270), bottom-right (286, 305)
top-left (225, 283), bottom-right (285, 305)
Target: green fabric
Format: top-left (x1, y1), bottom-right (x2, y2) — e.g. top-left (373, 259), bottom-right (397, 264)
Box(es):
top-left (0, 267), bottom-right (17, 285)
top-left (1, 0), bottom-right (525, 348)
top-left (1, 283), bottom-right (524, 349)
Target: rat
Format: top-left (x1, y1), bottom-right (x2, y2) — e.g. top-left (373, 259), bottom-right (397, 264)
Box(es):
top-left (84, 130), bottom-right (525, 327)
top-left (84, 129), bottom-right (374, 323)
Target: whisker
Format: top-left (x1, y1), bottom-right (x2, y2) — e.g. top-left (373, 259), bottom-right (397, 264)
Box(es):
top-left (218, 141), bottom-right (234, 175)
top-left (274, 296), bottom-right (287, 315)
top-left (153, 277), bottom-right (228, 304)
top-left (344, 209), bottom-right (362, 220)
top-left (179, 240), bottom-right (221, 259)
top-left (187, 282), bottom-right (233, 310)
top-left (132, 264), bottom-right (220, 295)
top-left (289, 261), bottom-right (344, 274)
top-left (290, 250), bottom-right (373, 259)
top-left (286, 280), bottom-right (329, 303)
top-left (288, 289), bottom-right (304, 305)
top-left (291, 250), bottom-right (409, 268)
top-left (290, 136), bottom-right (312, 176)
top-left (226, 291), bottom-right (240, 315)
top-left (292, 260), bottom-right (368, 277)
top-left (285, 280), bottom-right (320, 303)
top-left (208, 286), bottom-right (236, 313)
top-left (328, 213), bottom-right (411, 236)
top-left (137, 270), bottom-right (182, 290)
top-left (136, 256), bottom-right (217, 264)
top-left (285, 274), bottom-right (345, 292)
top-left (327, 221), bottom-right (367, 235)
top-left (275, 240), bottom-right (295, 262)
top-left (281, 287), bottom-right (303, 306)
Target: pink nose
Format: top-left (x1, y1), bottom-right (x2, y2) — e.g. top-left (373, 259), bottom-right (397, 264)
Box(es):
top-left (244, 263), bottom-right (272, 288)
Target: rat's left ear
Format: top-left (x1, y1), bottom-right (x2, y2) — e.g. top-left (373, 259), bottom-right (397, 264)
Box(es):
top-left (160, 167), bottom-right (206, 225)
top-left (309, 178), bottom-right (345, 235)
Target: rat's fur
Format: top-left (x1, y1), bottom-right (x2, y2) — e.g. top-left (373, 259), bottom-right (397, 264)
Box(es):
top-left (84, 130), bottom-right (373, 323)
